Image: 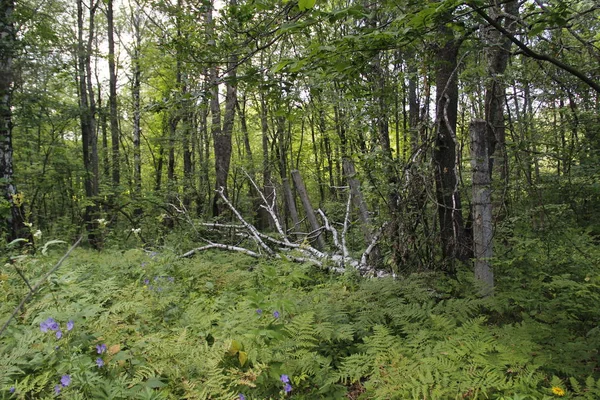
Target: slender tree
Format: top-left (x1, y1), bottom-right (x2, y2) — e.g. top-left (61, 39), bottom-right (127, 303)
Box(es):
top-left (77, 0), bottom-right (101, 247)
top-left (0, 0), bottom-right (28, 241)
top-left (432, 14), bottom-right (470, 265)
top-left (107, 0), bottom-right (120, 189)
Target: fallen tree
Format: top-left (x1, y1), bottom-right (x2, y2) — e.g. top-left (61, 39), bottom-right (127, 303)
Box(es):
top-left (179, 174), bottom-right (388, 276)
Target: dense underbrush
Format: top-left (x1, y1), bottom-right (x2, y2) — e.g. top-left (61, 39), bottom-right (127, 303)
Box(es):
top-left (1, 230), bottom-right (599, 399)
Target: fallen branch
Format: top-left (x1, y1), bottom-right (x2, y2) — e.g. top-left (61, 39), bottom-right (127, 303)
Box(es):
top-left (181, 174), bottom-right (388, 276)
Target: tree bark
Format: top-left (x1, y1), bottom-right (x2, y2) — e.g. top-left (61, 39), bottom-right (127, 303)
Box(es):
top-left (470, 119), bottom-right (493, 296)
top-left (342, 159), bottom-right (373, 244)
top-left (433, 21), bottom-right (470, 265)
top-left (77, 0), bottom-right (100, 248)
top-left (0, 0), bottom-right (28, 242)
top-left (484, 0), bottom-right (518, 188)
top-left (210, 0), bottom-right (237, 217)
top-left (107, 0), bottom-right (120, 188)
top-left (131, 7), bottom-right (142, 208)
top-left (291, 170), bottom-right (325, 250)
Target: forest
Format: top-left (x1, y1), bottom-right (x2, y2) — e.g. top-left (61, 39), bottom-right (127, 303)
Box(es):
top-left (1, 0), bottom-right (600, 398)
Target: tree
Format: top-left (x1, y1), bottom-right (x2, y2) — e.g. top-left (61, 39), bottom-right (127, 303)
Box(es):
top-left (0, 0), bottom-right (28, 241)
top-left (77, 0), bottom-right (101, 247)
top-left (432, 12), bottom-right (470, 266)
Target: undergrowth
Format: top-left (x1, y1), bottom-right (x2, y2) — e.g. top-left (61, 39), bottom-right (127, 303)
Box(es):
top-left (1, 231), bottom-right (599, 399)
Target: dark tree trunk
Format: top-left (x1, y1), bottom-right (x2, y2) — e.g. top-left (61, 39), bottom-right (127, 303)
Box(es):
top-left (433, 23), bottom-right (470, 265)
top-left (107, 0), bottom-right (120, 188)
top-left (209, 0), bottom-right (237, 217)
top-left (131, 9), bottom-right (142, 208)
top-left (258, 91), bottom-right (276, 230)
top-left (484, 0), bottom-right (517, 218)
top-left (291, 170), bottom-right (325, 250)
top-left (77, 0), bottom-right (100, 248)
top-left (0, 0), bottom-right (28, 242)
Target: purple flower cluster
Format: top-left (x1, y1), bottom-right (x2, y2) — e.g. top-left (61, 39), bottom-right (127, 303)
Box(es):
top-left (95, 343), bottom-right (107, 368)
top-left (280, 374), bottom-right (292, 394)
top-left (96, 343), bottom-right (107, 354)
top-left (54, 374), bottom-right (70, 394)
top-left (40, 317), bottom-right (74, 340)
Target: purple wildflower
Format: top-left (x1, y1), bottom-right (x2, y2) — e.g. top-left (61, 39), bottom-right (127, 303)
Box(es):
top-left (256, 309), bottom-right (262, 315)
top-left (66, 320), bottom-right (74, 331)
top-left (54, 385), bottom-right (61, 395)
top-left (9, 386), bottom-right (15, 393)
top-left (168, 276), bottom-right (174, 283)
top-left (60, 375), bottom-right (71, 387)
top-left (96, 343), bottom-right (107, 354)
top-left (280, 374), bottom-right (289, 383)
top-left (96, 358), bottom-right (104, 367)
top-left (273, 311), bottom-right (280, 318)
top-left (238, 394), bottom-right (246, 400)
top-left (56, 330), bottom-right (62, 339)
top-left (143, 278), bottom-right (150, 285)
top-left (40, 317), bottom-right (57, 333)
top-left (283, 383), bottom-right (292, 393)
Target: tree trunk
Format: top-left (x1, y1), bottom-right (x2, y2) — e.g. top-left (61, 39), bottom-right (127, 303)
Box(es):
top-left (484, 0), bottom-right (517, 219)
top-left (291, 170), bottom-right (325, 250)
top-left (0, 0), bottom-right (28, 242)
top-left (342, 159), bottom-right (373, 244)
top-left (131, 8), bottom-right (142, 210)
top-left (107, 0), bottom-right (120, 188)
top-left (210, 0), bottom-right (237, 217)
top-left (470, 119), bottom-right (493, 296)
top-left (77, 0), bottom-right (100, 248)
top-left (433, 22), bottom-right (470, 266)
top-left (258, 91), bottom-right (276, 230)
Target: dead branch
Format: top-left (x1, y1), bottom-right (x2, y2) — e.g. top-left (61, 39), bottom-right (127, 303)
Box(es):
top-left (180, 174), bottom-right (388, 276)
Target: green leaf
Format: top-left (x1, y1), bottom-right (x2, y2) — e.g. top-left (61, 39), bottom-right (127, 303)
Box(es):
top-left (238, 351), bottom-right (248, 366)
top-left (41, 240), bottom-right (67, 255)
top-left (144, 377), bottom-right (166, 389)
top-left (271, 60), bottom-right (291, 73)
top-left (298, 0), bottom-right (316, 11)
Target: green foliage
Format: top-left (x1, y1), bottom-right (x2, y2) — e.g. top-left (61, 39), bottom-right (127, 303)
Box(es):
top-left (2, 232), bottom-right (599, 399)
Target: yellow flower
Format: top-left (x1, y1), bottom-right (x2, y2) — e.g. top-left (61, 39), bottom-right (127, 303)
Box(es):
top-left (552, 386), bottom-right (565, 397)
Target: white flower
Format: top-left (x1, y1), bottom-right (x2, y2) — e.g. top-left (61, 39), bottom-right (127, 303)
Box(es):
top-left (132, 228), bottom-right (141, 234)
top-left (33, 230), bottom-right (42, 239)
top-left (96, 218), bottom-right (107, 227)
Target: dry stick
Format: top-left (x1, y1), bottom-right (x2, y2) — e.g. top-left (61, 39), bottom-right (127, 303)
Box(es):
top-left (317, 209), bottom-right (341, 251)
top-left (243, 170), bottom-right (288, 240)
top-left (181, 243), bottom-right (261, 258)
top-left (0, 236), bottom-right (83, 338)
top-left (217, 187), bottom-right (275, 256)
top-left (360, 223), bottom-right (388, 272)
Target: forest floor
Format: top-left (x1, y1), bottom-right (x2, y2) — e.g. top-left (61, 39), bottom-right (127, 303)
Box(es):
top-left (1, 235), bottom-right (599, 399)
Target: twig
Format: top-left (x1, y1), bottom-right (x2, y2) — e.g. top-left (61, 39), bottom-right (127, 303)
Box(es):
top-left (217, 187), bottom-right (275, 256)
top-left (0, 236), bottom-right (82, 338)
top-left (181, 243), bottom-right (260, 258)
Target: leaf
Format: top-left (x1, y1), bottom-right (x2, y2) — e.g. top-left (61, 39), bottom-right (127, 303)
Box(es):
top-left (228, 339), bottom-right (242, 355)
top-left (7, 238), bottom-right (28, 249)
top-left (238, 351), bottom-right (248, 366)
top-left (41, 240), bottom-right (67, 255)
top-left (271, 60), bottom-right (291, 73)
top-left (144, 377), bottom-right (166, 388)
